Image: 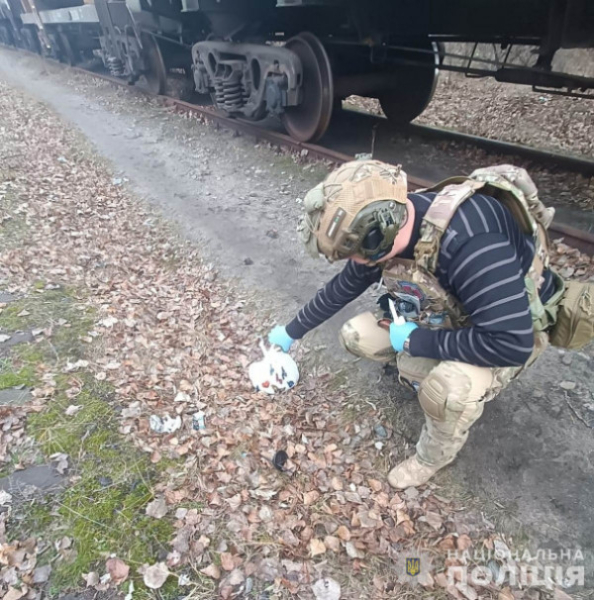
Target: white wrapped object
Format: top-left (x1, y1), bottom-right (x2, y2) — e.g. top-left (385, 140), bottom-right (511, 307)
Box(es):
top-left (149, 414), bottom-right (182, 434)
top-left (388, 297), bottom-right (406, 325)
top-left (249, 341), bottom-right (299, 395)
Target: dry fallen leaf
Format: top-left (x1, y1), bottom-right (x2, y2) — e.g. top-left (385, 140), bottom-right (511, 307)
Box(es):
top-left (50, 453), bottom-right (69, 475)
top-left (4, 587), bottom-right (25, 600)
top-left (145, 497), bottom-right (168, 519)
top-left (303, 490), bottom-right (320, 506)
top-left (324, 535), bottom-right (340, 552)
top-left (330, 477), bottom-right (343, 491)
top-left (220, 552), bottom-right (235, 572)
top-left (226, 569), bottom-right (244, 586)
top-left (498, 588), bottom-right (515, 600)
top-left (65, 405), bottom-right (82, 416)
top-left (83, 572), bottom-right (100, 587)
top-left (456, 582), bottom-right (478, 600)
top-left (309, 539), bottom-right (326, 557)
top-left (345, 541), bottom-right (364, 559)
top-left (560, 381), bottom-right (577, 391)
top-left (368, 479), bottom-right (382, 492)
top-left (142, 562), bottom-right (170, 589)
top-left (200, 563), bottom-right (221, 580)
top-left (106, 557), bottom-right (130, 585)
top-left (0, 490), bottom-right (13, 506)
top-left (423, 511), bottom-right (443, 530)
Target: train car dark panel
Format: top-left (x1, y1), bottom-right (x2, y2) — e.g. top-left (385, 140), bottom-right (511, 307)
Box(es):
top-left (1, 0), bottom-right (592, 142)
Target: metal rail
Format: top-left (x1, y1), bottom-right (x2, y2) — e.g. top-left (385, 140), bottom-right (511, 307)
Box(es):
top-left (9, 48), bottom-right (593, 255)
top-left (405, 123), bottom-right (594, 178)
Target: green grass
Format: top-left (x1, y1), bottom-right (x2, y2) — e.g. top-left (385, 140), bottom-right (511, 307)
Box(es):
top-left (0, 362), bottom-right (36, 389)
top-left (0, 289), bottom-right (176, 594)
top-left (0, 288), bottom-right (91, 334)
top-left (26, 380), bottom-right (174, 588)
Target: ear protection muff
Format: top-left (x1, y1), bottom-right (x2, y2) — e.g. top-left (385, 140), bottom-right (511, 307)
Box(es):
top-left (361, 227), bottom-right (389, 261)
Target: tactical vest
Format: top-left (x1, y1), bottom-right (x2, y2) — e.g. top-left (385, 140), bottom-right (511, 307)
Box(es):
top-left (382, 165), bottom-right (555, 333)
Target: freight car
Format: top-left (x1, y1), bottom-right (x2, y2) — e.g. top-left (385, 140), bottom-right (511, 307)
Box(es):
top-left (1, 0), bottom-right (593, 142)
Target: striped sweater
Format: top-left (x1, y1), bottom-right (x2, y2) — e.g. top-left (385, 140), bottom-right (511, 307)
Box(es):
top-left (286, 192), bottom-right (556, 368)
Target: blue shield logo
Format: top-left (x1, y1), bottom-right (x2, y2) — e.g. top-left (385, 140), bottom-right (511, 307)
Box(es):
top-left (406, 558), bottom-right (420, 576)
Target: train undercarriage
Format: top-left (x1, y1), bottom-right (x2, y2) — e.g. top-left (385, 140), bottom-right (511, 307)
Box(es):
top-left (1, 0), bottom-right (593, 142)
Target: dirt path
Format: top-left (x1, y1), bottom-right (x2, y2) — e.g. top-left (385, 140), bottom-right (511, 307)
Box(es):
top-left (1, 49), bottom-right (593, 592)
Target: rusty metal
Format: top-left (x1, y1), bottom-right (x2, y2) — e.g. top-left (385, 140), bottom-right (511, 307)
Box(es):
top-left (165, 98), bottom-right (352, 164)
top-left (406, 123), bottom-right (594, 178)
top-left (546, 222), bottom-right (594, 255)
top-left (281, 33), bottom-right (334, 143)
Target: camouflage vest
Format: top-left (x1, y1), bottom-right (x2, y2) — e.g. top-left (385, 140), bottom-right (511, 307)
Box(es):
top-left (382, 165), bottom-right (553, 332)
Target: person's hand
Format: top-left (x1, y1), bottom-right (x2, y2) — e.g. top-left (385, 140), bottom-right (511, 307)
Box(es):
top-left (389, 321), bottom-right (418, 352)
top-left (268, 325), bottom-right (294, 352)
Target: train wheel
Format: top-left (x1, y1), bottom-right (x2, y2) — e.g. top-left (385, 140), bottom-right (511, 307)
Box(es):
top-left (137, 33), bottom-right (167, 95)
top-left (377, 41), bottom-right (439, 125)
top-left (281, 32), bottom-right (333, 143)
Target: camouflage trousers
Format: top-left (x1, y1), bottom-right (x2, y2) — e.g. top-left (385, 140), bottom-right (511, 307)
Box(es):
top-left (339, 312), bottom-right (548, 468)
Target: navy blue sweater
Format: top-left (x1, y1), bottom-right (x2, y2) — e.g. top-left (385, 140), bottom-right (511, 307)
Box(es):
top-left (286, 192), bottom-right (556, 368)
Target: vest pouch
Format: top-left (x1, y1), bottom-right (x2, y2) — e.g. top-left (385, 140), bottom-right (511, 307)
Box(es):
top-left (549, 279), bottom-right (594, 350)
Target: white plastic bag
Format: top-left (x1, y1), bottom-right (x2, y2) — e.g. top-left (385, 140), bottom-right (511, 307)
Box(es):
top-left (249, 341), bottom-right (299, 395)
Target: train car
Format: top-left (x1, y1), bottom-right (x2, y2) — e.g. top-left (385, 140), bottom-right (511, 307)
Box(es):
top-left (1, 0), bottom-right (593, 142)
top-left (1, 0), bottom-right (207, 91)
top-left (0, 0), bottom-right (24, 47)
top-left (189, 0), bottom-right (594, 140)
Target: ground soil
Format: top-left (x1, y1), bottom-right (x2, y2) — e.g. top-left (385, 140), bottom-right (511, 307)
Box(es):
top-left (1, 49), bottom-right (594, 590)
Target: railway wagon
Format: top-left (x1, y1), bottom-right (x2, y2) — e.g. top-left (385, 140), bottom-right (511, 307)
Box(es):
top-left (1, 0), bottom-right (593, 142)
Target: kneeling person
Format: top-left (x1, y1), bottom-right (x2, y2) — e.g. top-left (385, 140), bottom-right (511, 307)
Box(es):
top-left (269, 160), bottom-right (558, 489)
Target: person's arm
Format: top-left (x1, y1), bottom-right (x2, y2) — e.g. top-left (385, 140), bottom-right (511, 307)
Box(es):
top-left (285, 260), bottom-right (381, 339)
top-left (408, 233), bottom-right (535, 367)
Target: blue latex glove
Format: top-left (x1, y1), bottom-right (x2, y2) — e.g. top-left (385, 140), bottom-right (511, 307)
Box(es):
top-left (268, 325), bottom-right (294, 352)
top-left (389, 321), bottom-right (418, 352)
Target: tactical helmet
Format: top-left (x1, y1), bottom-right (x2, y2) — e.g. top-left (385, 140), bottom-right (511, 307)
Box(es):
top-left (298, 160), bottom-right (408, 262)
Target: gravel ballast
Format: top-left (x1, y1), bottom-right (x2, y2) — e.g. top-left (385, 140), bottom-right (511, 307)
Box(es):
top-left (345, 72), bottom-right (594, 160)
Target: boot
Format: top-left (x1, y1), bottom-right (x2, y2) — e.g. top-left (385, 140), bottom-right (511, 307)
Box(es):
top-left (387, 454), bottom-right (450, 489)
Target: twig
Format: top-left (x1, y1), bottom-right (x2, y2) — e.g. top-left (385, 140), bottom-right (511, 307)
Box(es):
top-left (565, 397), bottom-right (591, 428)
top-left (54, 500), bottom-right (121, 532)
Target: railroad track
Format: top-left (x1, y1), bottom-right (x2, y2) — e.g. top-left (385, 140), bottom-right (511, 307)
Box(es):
top-left (406, 122), bottom-right (594, 179)
top-left (5, 46), bottom-right (594, 255)
top-left (334, 108), bottom-right (594, 178)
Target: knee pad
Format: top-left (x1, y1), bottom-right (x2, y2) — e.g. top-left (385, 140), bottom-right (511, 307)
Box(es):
top-left (338, 312), bottom-right (394, 362)
top-left (418, 365), bottom-right (473, 422)
top-left (339, 320), bottom-right (361, 357)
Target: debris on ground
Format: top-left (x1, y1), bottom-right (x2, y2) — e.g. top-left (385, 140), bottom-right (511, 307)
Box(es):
top-left (345, 71), bottom-right (594, 159)
top-left (549, 239), bottom-right (594, 281)
top-left (149, 414), bottom-right (182, 434)
top-left (0, 78), bottom-right (583, 599)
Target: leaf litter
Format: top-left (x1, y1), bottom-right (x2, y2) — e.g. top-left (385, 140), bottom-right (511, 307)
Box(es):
top-left (0, 79), bottom-right (580, 599)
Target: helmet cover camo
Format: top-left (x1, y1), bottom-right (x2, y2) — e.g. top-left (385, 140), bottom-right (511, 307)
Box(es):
top-left (297, 160), bottom-right (408, 261)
